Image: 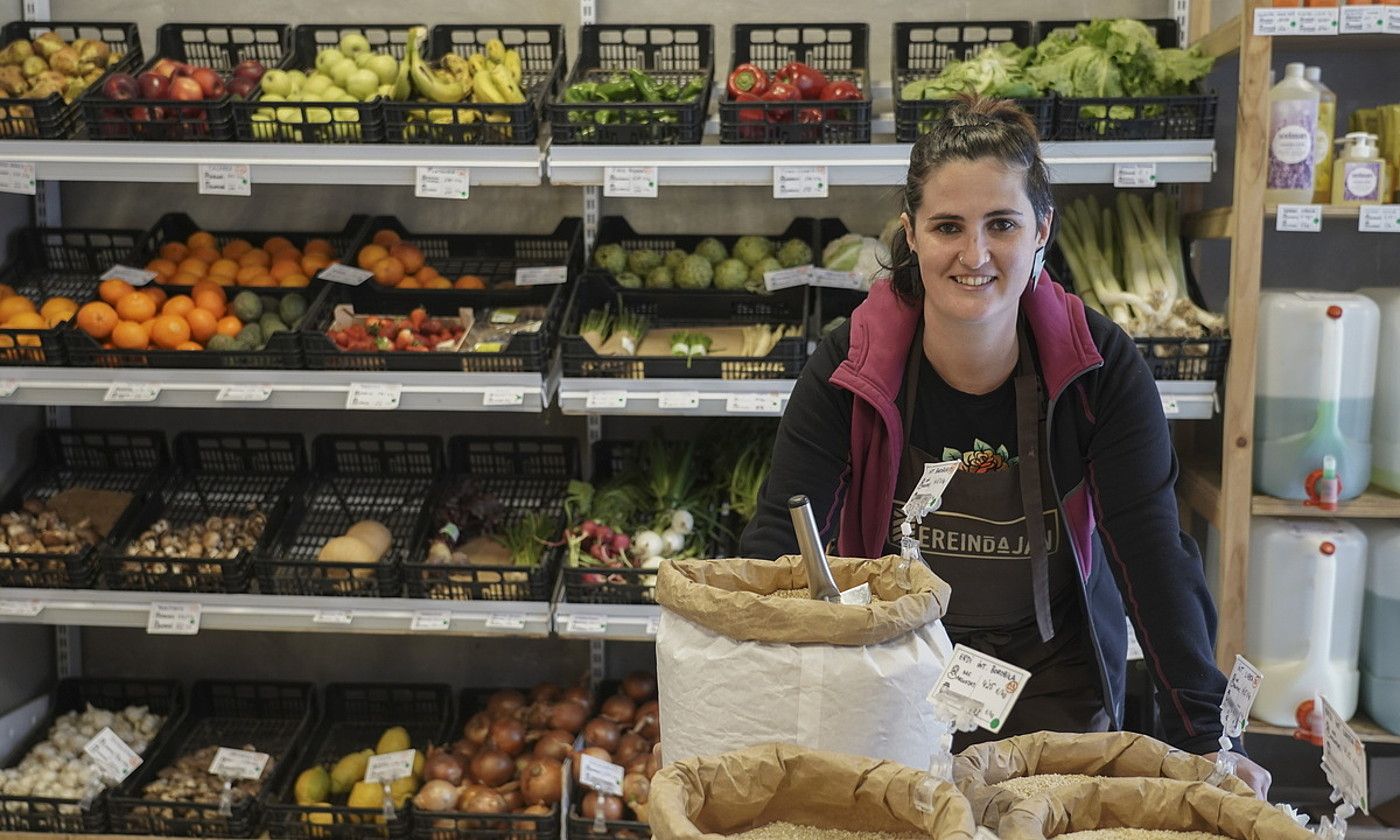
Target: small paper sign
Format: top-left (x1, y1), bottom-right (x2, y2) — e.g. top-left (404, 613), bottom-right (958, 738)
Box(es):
top-left (603, 166), bottom-right (658, 198)
top-left (0, 599), bottom-right (43, 616)
top-left (807, 268), bottom-right (864, 290)
top-left (312, 610), bottom-right (353, 625)
top-left (105, 383), bottom-right (161, 403)
top-left (1220, 655), bottom-right (1263, 737)
top-left (585, 390), bottom-right (628, 410)
top-left (657, 391), bottom-right (700, 410)
top-left (927, 644), bottom-right (1031, 733)
top-left (346, 383), bottom-right (401, 410)
top-left (1358, 205), bottom-right (1400, 233)
top-left (364, 750), bottom-right (416, 784)
top-left (904, 460), bottom-right (961, 519)
top-left (514, 265), bottom-right (568, 286)
top-left (0, 379), bottom-right (18, 398)
top-left (1276, 204), bottom-right (1323, 232)
top-left (198, 164), bottom-right (252, 196)
top-left (0, 162), bottom-right (37, 195)
top-left (1340, 5), bottom-right (1387, 34)
top-left (1321, 696), bottom-right (1369, 814)
top-left (1390, 6), bottom-right (1400, 35)
top-left (410, 610), bottom-right (451, 632)
top-left (763, 266), bottom-right (810, 292)
top-left (101, 265), bottom-right (157, 287)
top-left (1161, 397), bottom-right (1180, 416)
top-left (147, 602), bottom-right (201, 635)
top-left (482, 388), bottom-right (526, 407)
top-left (318, 264), bottom-right (374, 286)
top-left (1253, 7), bottom-right (1338, 36)
top-left (216, 385), bottom-right (273, 402)
top-left (773, 165), bottom-right (829, 199)
top-left (839, 582), bottom-right (872, 605)
top-left (725, 393), bottom-right (784, 414)
top-left (415, 167), bottom-right (470, 200)
top-left (83, 728), bottom-right (142, 783)
top-left (484, 613), bottom-right (529, 630)
top-left (578, 753), bottom-right (625, 795)
top-left (209, 748), bottom-right (270, 781)
top-left (565, 613), bottom-right (608, 634)
top-left (1113, 163), bottom-right (1158, 188)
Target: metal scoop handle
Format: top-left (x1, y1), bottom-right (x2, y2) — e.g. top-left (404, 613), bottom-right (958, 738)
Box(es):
top-left (789, 495), bottom-right (841, 602)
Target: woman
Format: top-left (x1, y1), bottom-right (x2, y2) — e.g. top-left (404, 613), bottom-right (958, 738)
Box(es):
top-left (739, 96), bottom-right (1270, 797)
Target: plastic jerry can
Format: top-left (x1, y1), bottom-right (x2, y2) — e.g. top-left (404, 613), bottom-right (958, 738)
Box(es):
top-left (1255, 291), bottom-right (1379, 502)
top-left (1357, 521), bottom-right (1400, 734)
top-left (1246, 518), bottom-right (1366, 727)
top-left (1357, 287), bottom-right (1400, 493)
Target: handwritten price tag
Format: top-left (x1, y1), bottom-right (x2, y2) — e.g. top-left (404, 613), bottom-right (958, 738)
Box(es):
top-left (319, 264), bottom-right (373, 286)
top-left (1321, 696), bottom-right (1369, 814)
top-left (1113, 163), bottom-right (1157, 188)
top-left (0, 380), bottom-right (17, 398)
top-left (1358, 205), bottom-right (1400, 233)
top-left (312, 610), bottom-right (353, 625)
top-left (482, 388), bottom-right (526, 407)
top-left (0, 162), bottom-right (37, 195)
top-left (927, 644), bottom-right (1031, 733)
top-left (216, 385), bottom-right (273, 403)
top-left (1340, 5), bottom-right (1387, 33)
top-left (657, 391), bottom-right (700, 410)
top-left (514, 265), bottom-right (568, 286)
top-left (484, 613), bottom-right (530, 630)
top-left (604, 166), bottom-right (658, 198)
top-left (1276, 204), bottom-right (1323, 232)
top-left (365, 750), bottom-right (416, 784)
top-left (209, 748), bottom-right (270, 781)
top-left (83, 728), bottom-right (142, 783)
top-left (104, 383), bottom-right (161, 403)
top-left (585, 390), bottom-right (628, 410)
top-left (415, 167), bottom-right (470, 200)
top-left (1220, 655), bottom-right (1263, 736)
top-left (0, 599), bottom-right (43, 616)
top-left (725, 393), bottom-right (783, 414)
top-left (346, 383), bottom-right (401, 410)
top-left (147, 602), bottom-right (201, 635)
top-left (773, 165), bottom-right (828, 199)
top-left (101, 265), bottom-right (157, 287)
top-left (807, 268), bottom-right (864, 290)
top-left (1253, 7), bottom-right (1338, 35)
top-left (565, 614), bottom-right (608, 634)
top-left (763, 266), bottom-right (810, 292)
top-left (410, 611), bottom-right (451, 632)
top-left (578, 753), bottom-right (624, 795)
top-left (198, 164), bottom-right (252, 196)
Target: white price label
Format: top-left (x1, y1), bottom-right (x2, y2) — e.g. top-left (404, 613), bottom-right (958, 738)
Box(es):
top-left (364, 750), bottom-right (416, 784)
top-left (312, 610), bottom-right (354, 625)
top-left (1161, 397), bottom-right (1180, 416)
top-left (83, 728), bottom-right (142, 783)
top-left (1220, 655), bottom-right (1263, 737)
top-left (578, 753), bottom-right (625, 795)
top-left (763, 266), bottom-right (811, 292)
top-left (585, 390), bottom-right (628, 410)
top-left (603, 166), bottom-right (658, 198)
top-left (773, 165), bottom-right (829, 199)
top-left (565, 613), bottom-right (608, 634)
top-left (198, 164), bottom-right (252, 196)
top-left (0, 379), bottom-right (17, 398)
top-left (927, 644), bottom-right (1031, 733)
top-left (645, 613), bottom-right (661, 636)
top-left (807, 268), bottom-right (864, 290)
top-left (514, 265), bottom-right (568, 286)
top-left (1113, 163), bottom-right (1157, 188)
top-left (482, 388), bottom-right (526, 407)
top-left (216, 384), bottom-right (273, 402)
top-left (1321, 696), bottom-right (1369, 814)
top-left (147, 602), bottom-right (201, 635)
top-left (318, 263), bottom-right (374, 286)
top-left (1275, 204), bottom-right (1323, 232)
top-left (484, 613), bottom-right (529, 630)
top-left (657, 391), bottom-right (700, 410)
top-left (725, 393), bottom-right (783, 414)
top-left (415, 166), bottom-right (470, 200)
top-left (1390, 6), bottom-right (1400, 35)
top-left (346, 383), bottom-right (401, 410)
top-left (0, 599), bottom-right (43, 616)
top-left (1340, 5), bottom-right (1387, 34)
top-left (209, 747), bottom-right (270, 781)
top-left (101, 265), bottom-right (157, 287)
top-left (904, 460), bottom-right (961, 519)
top-left (410, 610), bottom-right (451, 632)
top-left (105, 383), bottom-right (161, 403)
top-left (1358, 205), bottom-right (1400, 233)
top-left (1253, 7), bottom-right (1338, 35)
top-left (839, 582), bottom-right (872, 605)
top-left (0, 162), bottom-right (37, 195)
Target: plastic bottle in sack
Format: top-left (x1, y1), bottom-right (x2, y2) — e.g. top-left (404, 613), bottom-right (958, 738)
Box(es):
top-left (1266, 62), bottom-right (1319, 205)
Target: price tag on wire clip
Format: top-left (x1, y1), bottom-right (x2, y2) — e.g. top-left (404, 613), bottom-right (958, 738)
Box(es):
top-left (365, 750), bottom-right (416, 783)
top-left (1321, 696), bottom-right (1369, 814)
top-left (927, 644), bottom-right (1031, 733)
top-left (312, 610), bottom-right (353, 625)
top-left (83, 728), bottom-right (142, 784)
top-left (903, 460), bottom-right (960, 519)
top-left (1220, 654), bottom-right (1263, 737)
top-left (763, 266), bottom-right (811, 292)
top-left (1340, 5), bottom-right (1387, 34)
top-left (209, 747), bottom-right (270, 781)
top-left (198, 164), bottom-right (252, 196)
top-left (101, 265), bottom-right (157, 287)
top-left (578, 753), bottom-right (625, 795)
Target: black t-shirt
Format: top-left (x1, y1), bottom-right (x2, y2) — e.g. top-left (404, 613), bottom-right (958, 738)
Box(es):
top-left (907, 357), bottom-right (1019, 474)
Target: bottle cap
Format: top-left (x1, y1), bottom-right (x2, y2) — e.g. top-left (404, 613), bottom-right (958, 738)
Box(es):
top-left (1284, 62), bottom-right (1306, 77)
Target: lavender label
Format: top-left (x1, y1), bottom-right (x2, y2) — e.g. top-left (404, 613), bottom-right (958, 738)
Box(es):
top-left (1269, 100), bottom-right (1316, 191)
top-left (1344, 162), bottom-right (1382, 202)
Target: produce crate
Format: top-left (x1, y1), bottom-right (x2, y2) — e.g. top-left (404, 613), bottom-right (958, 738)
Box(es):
top-left (403, 436), bottom-right (576, 602)
top-left (0, 429), bottom-right (165, 589)
top-left (0, 20), bottom-right (142, 139)
top-left (231, 24), bottom-right (414, 144)
top-left (82, 23), bottom-right (292, 142)
top-left (255, 435), bottom-right (443, 598)
top-left (1036, 19), bottom-right (1218, 141)
top-left (0, 225), bottom-right (145, 366)
top-left (891, 20), bottom-right (1053, 142)
top-left (107, 681), bottom-right (316, 838)
top-left (99, 432), bottom-right (307, 595)
top-left (0, 678), bottom-right (182, 834)
top-left (383, 24), bottom-right (566, 145)
top-left (130, 211), bottom-right (369, 278)
top-left (264, 683), bottom-right (453, 840)
top-left (719, 23), bottom-right (871, 144)
top-left (547, 24), bottom-right (713, 146)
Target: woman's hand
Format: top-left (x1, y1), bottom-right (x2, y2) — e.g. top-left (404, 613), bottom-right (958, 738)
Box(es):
top-left (1204, 751), bottom-right (1272, 799)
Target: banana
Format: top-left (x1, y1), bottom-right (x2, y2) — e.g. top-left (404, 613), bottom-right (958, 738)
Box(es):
top-left (485, 38), bottom-right (506, 64)
top-left (407, 27), bottom-right (464, 103)
top-left (466, 53), bottom-right (488, 76)
top-left (472, 68), bottom-right (505, 104)
top-left (441, 53), bottom-right (473, 87)
top-left (488, 63), bottom-right (525, 104)
top-left (503, 50), bottom-right (522, 85)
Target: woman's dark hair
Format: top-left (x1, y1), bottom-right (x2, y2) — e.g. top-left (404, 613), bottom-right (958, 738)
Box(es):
top-left (887, 94), bottom-right (1054, 307)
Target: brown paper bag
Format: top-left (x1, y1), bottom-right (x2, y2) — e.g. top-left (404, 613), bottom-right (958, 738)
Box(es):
top-left (953, 732), bottom-right (1255, 828)
top-left (649, 742), bottom-right (977, 840)
top-left (995, 778), bottom-right (1314, 839)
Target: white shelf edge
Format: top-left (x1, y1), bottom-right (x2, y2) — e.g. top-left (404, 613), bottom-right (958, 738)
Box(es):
top-left (552, 600), bottom-right (660, 641)
top-left (558, 377), bottom-right (795, 416)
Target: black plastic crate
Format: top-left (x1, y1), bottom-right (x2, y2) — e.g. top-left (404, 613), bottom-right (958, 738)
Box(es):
top-left (255, 435), bottom-right (442, 598)
top-left (100, 432), bottom-right (307, 595)
top-left (403, 437), bottom-right (576, 602)
top-left (0, 20), bottom-right (142, 139)
top-left (0, 226), bottom-right (145, 366)
top-left (0, 678), bottom-right (182, 834)
top-left (0, 429), bottom-right (165, 589)
top-left (891, 20), bottom-right (1052, 142)
top-left (264, 683), bottom-right (453, 840)
top-left (108, 681), bottom-right (316, 838)
top-left (81, 23), bottom-right (291, 142)
top-left (383, 24), bottom-right (566, 145)
top-left (548, 24), bottom-right (713, 146)
top-left (130, 212), bottom-right (370, 282)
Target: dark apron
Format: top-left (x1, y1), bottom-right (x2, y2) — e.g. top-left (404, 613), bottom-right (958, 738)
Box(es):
top-left (887, 323), bottom-right (1109, 750)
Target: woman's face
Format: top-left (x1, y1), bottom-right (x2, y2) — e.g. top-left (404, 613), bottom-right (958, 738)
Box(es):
top-left (901, 157), bottom-right (1052, 332)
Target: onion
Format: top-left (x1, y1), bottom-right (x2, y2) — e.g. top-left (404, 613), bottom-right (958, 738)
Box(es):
top-left (413, 779), bottom-right (462, 812)
top-left (515, 754), bottom-right (532, 777)
top-left (548, 700), bottom-right (587, 734)
top-left (533, 729), bottom-right (574, 761)
top-left (632, 801), bottom-right (650, 823)
top-left (583, 717), bottom-right (620, 752)
top-left (450, 737), bottom-right (476, 761)
top-left (561, 685), bottom-right (592, 707)
top-left (488, 717), bottom-right (527, 756)
top-left (423, 747), bottom-right (467, 785)
top-left (669, 510), bottom-right (694, 536)
top-left (572, 747), bottom-right (611, 783)
top-left (632, 530), bottom-right (664, 560)
top-left (600, 694), bottom-right (636, 725)
top-left (622, 773), bottom-right (650, 808)
top-left (661, 528), bottom-right (685, 555)
top-left (464, 711), bottom-right (492, 745)
top-left (458, 785), bottom-right (508, 815)
top-left (613, 732), bottom-right (647, 766)
top-left (624, 753), bottom-right (650, 775)
top-left (470, 750), bottom-right (515, 787)
top-left (498, 785), bottom-right (524, 812)
top-left (530, 682), bottom-right (562, 703)
top-left (631, 701), bottom-right (660, 741)
top-left (518, 803), bottom-right (552, 831)
top-left (526, 702), bottom-right (553, 729)
top-left (644, 747), bottom-right (660, 779)
top-left (581, 791), bottom-right (624, 821)
top-left (621, 672), bottom-right (657, 703)
top-left (520, 757), bottom-right (563, 805)
top-left (486, 689), bottom-right (527, 719)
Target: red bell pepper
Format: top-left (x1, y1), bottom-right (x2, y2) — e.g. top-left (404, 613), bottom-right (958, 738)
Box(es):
top-left (734, 91), bottom-right (766, 139)
top-left (761, 81), bottom-right (800, 123)
top-left (726, 63), bottom-right (768, 99)
top-left (776, 61), bottom-right (828, 100)
top-left (796, 107), bottom-right (822, 124)
top-left (818, 80), bottom-right (861, 101)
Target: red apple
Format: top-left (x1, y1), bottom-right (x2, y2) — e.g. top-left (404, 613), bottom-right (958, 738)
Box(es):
top-left (149, 58), bottom-right (180, 78)
top-left (170, 76), bottom-right (203, 101)
top-left (137, 71), bottom-right (169, 99)
top-left (227, 77), bottom-right (256, 99)
top-left (171, 62), bottom-right (196, 79)
top-left (190, 67), bottom-right (221, 98)
top-left (232, 59), bottom-right (265, 84)
top-left (102, 72), bottom-right (138, 100)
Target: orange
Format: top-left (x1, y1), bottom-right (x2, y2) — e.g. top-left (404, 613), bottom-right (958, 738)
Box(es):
top-left (424, 277), bottom-right (452, 289)
top-left (115, 292), bottom-right (156, 323)
top-left (371, 229), bottom-right (400, 248)
top-left (170, 271), bottom-right (204, 286)
top-left (300, 253), bottom-right (332, 277)
top-left (222, 239), bottom-right (253, 259)
top-left (98, 279), bottom-right (134, 306)
top-left (396, 277), bottom-right (420, 289)
top-left (41, 300), bottom-right (77, 327)
top-left (186, 308), bottom-right (218, 343)
top-left (140, 286), bottom-right (168, 308)
top-left (110, 320), bottom-right (148, 350)
top-left (146, 258), bottom-right (179, 280)
top-left (190, 246), bottom-right (222, 266)
top-left (3, 312), bottom-right (46, 330)
top-left (415, 266), bottom-right (441, 283)
top-left (389, 243), bottom-right (425, 274)
top-left (0, 283), bottom-right (12, 299)
top-left (238, 249), bottom-right (271, 268)
top-left (242, 275), bottom-right (276, 288)
top-left (176, 258), bottom-right (209, 278)
top-left (215, 315), bottom-right (243, 338)
top-left (279, 274), bottom-right (310, 288)
top-left (372, 256), bottom-right (404, 287)
top-left (192, 279), bottom-right (227, 300)
top-left (269, 258), bottom-right (302, 281)
top-left (357, 244), bottom-right (388, 270)
top-left (192, 288), bottom-right (226, 318)
top-left (162, 295), bottom-right (195, 317)
top-left (211, 273), bottom-right (237, 287)
top-left (263, 235), bottom-right (295, 255)
top-left (138, 318), bottom-right (155, 341)
top-left (209, 258), bottom-right (240, 279)
top-left (304, 238), bottom-right (335, 256)
top-left (0, 296), bottom-right (36, 323)
top-left (454, 275), bottom-right (486, 290)
top-left (149, 314), bottom-right (191, 350)
top-left (76, 301), bottom-right (118, 339)
top-left (158, 242), bottom-right (189, 263)
top-left (236, 264), bottom-right (265, 284)
top-left (175, 341), bottom-right (203, 351)
top-left (186, 231), bottom-right (216, 251)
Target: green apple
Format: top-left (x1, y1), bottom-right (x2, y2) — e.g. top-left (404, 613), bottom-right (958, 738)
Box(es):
top-left (259, 69), bottom-right (292, 97)
top-left (305, 107), bottom-right (331, 124)
top-left (286, 69), bottom-right (307, 91)
top-left (346, 68), bottom-right (379, 101)
top-left (354, 51), bottom-right (374, 69)
top-left (302, 74), bottom-right (333, 96)
top-left (322, 85), bottom-right (346, 99)
top-left (314, 47), bottom-right (344, 75)
top-left (260, 93), bottom-right (284, 103)
top-left (329, 57), bottom-right (357, 88)
top-left (338, 33), bottom-right (371, 58)
top-left (335, 92), bottom-right (357, 103)
top-left (365, 53), bottom-right (399, 87)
